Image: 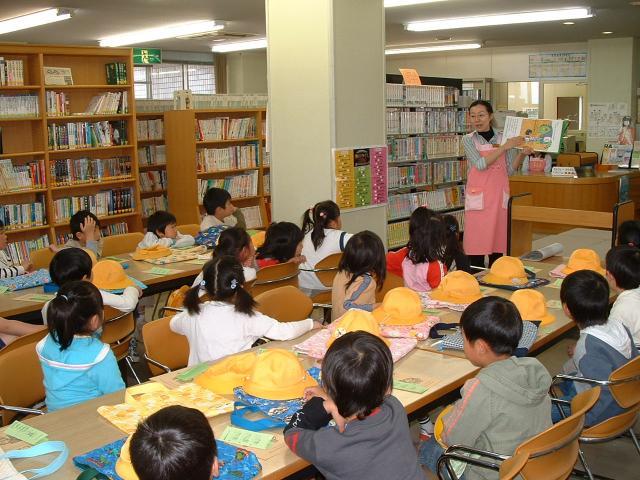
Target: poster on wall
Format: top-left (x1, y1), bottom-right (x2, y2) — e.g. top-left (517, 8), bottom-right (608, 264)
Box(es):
top-left (333, 145), bottom-right (387, 210)
top-left (528, 52), bottom-right (587, 79)
top-left (588, 102), bottom-right (630, 139)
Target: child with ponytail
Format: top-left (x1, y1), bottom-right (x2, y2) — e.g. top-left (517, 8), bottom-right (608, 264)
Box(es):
top-left (171, 256), bottom-right (321, 365)
top-left (37, 281), bottom-right (125, 411)
top-left (299, 200), bottom-right (353, 294)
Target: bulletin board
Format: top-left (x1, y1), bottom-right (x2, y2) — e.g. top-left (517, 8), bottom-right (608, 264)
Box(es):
top-left (333, 145), bottom-right (387, 210)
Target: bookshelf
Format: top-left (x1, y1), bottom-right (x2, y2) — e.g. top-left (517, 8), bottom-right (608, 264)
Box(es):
top-left (0, 44), bottom-right (141, 263)
top-left (385, 74), bottom-right (467, 249)
top-left (136, 112), bottom-right (167, 221)
top-left (164, 108), bottom-right (269, 229)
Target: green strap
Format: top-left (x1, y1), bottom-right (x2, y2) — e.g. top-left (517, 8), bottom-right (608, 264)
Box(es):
top-left (76, 468), bottom-right (109, 480)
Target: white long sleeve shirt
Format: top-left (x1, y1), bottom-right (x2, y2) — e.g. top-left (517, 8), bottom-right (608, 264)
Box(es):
top-left (137, 231), bottom-right (195, 249)
top-left (609, 287), bottom-right (640, 345)
top-left (41, 287), bottom-right (140, 324)
top-left (170, 301), bottom-right (314, 365)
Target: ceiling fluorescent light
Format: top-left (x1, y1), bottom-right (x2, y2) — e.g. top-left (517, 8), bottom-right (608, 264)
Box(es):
top-left (211, 38), bottom-right (267, 53)
top-left (386, 43), bottom-right (481, 55)
top-left (99, 20), bottom-right (223, 47)
top-left (385, 0), bottom-right (448, 7)
top-left (406, 7), bottom-right (592, 32)
top-left (0, 8), bottom-right (72, 35)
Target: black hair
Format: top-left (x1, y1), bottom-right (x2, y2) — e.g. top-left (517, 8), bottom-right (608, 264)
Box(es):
top-left (202, 187), bottom-right (231, 216)
top-left (0, 219), bottom-right (3, 228)
top-left (49, 248), bottom-right (93, 286)
top-left (302, 200), bottom-right (341, 250)
top-left (442, 214), bottom-right (464, 270)
top-left (48, 280), bottom-right (103, 350)
top-left (618, 220), bottom-right (640, 248)
top-left (469, 99), bottom-right (494, 115)
top-left (130, 405), bottom-right (216, 480)
top-left (256, 222), bottom-right (303, 263)
top-left (146, 210), bottom-right (177, 237)
top-left (461, 296), bottom-right (522, 356)
top-left (322, 331), bottom-right (393, 420)
top-left (606, 245), bottom-right (640, 291)
top-left (69, 210), bottom-right (100, 240)
top-left (338, 230), bottom-right (386, 292)
top-left (213, 227), bottom-right (251, 261)
top-left (183, 256), bottom-right (256, 316)
top-left (407, 207), bottom-right (445, 264)
top-left (560, 270), bottom-right (610, 328)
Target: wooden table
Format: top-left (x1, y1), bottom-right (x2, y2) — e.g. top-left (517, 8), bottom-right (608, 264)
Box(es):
top-left (0, 334), bottom-right (478, 479)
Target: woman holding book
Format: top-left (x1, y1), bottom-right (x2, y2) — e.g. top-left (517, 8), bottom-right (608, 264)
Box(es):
top-left (461, 100), bottom-right (532, 269)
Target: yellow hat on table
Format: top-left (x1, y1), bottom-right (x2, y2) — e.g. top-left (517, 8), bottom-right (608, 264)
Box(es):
top-left (482, 256), bottom-right (528, 286)
top-left (130, 244), bottom-right (171, 260)
top-left (510, 289), bottom-right (556, 326)
top-left (372, 287), bottom-right (425, 326)
top-left (243, 349), bottom-right (317, 400)
top-left (92, 259), bottom-right (135, 290)
top-left (430, 271), bottom-right (483, 305)
top-left (329, 309), bottom-right (390, 347)
top-left (115, 436), bottom-right (139, 480)
top-left (195, 351), bottom-right (257, 395)
top-left (561, 249), bottom-right (606, 276)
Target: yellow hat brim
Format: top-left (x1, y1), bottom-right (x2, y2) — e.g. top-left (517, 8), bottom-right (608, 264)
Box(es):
top-left (372, 306), bottom-right (425, 326)
top-left (561, 264), bottom-right (606, 276)
top-left (482, 272), bottom-right (528, 286)
top-left (92, 275), bottom-right (135, 290)
top-left (430, 288), bottom-right (482, 305)
top-left (195, 372), bottom-right (247, 395)
top-left (115, 437), bottom-right (139, 480)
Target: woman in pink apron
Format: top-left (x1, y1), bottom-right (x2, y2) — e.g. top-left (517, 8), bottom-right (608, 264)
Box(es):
top-left (462, 100), bottom-right (532, 269)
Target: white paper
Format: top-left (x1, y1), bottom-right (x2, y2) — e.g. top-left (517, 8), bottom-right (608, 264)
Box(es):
top-left (520, 243), bottom-right (564, 262)
top-left (502, 116), bottom-right (564, 153)
top-left (588, 102), bottom-right (629, 139)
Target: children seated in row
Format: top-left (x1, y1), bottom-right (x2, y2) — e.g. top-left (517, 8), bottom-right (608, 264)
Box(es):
top-left (138, 211), bottom-right (195, 249)
top-left (171, 256), bottom-right (321, 365)
top-left (299, 201), bottom-right (352, 294)
top-left (331, 230), bottom-right (386, 321)
top-left (37, 281), bottom-right (125, 411)
top-left (606, 246), bottom-right (640, 344)
top-left (0, 220), bottom-right (33, 277)
top-left (618, 219), bottom-right (640, 248)
top-left (557, 269), bottom-right (638, 425)
top-left (255, 221), bottom-right (306, 268)
top-left (284, 331), bottom-right (424, 480)
top-left (200, 187), bottom-right (246, 231)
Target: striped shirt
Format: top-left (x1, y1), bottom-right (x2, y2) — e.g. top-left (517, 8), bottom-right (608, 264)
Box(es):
top-left (0, 251), bottom-right (25, 278)
top-left (462, 130), bottom-right (519, 176)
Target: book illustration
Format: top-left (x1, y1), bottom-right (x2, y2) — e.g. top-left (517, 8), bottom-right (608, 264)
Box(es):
top-left (502, 116), bottom-right (564, 153)
top-left (43, 66), bottom-right (73, 86)
top-left (617, 116), bottom-right (635, 146)
top-left (601, 143), bottom-right (633, 166)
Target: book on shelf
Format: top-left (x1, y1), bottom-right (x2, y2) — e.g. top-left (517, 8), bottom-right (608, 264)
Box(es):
top-left (263, 172), bottom-right (270, 196)
top-left (44, 66), bottom-right (73, 86)
top-left (188, 94), bottom-right (267, 109)
top-left (240, 206), bottom-right (263, 229)
top-left (48, 120), bottom-right (128, 150)
top-left (387, 185), bottom-right (465, 220)
top-left (198, 171), bottom-right (258, 201)
top-left (197, 144), bottom-right (258, 172)
top-left (136, 118), bottom-right (164, 140)
top-left (388, 163), bottom-right (430, 189)
top-left (263, 149), bottom-right (270, 167)
top-left (0, 59), bottom-right (25, 86)
top-left (138, 145), bottom-right (166, 166)
top-left (0, 201), bottom-right (46, 229)
top-left (105, 63), bottom-right (128, 85)
top-left (101, 221), bottom-right (129, 237)
top-left (387, 134), bottom-right (461, 162)
top-left (53, 187), bottom-right (135, 221)
top-left (0, 158), bottom-right (46, 192)
top-left (196, 117), bottom-right (257, 141)
top-left (432, 159), bottom-right (467, 184)
top-left (386, 84), bottom-right (458, 108)
top-left (139, 169), bottom-right (167, 192)
top-left (50, 156), bottom-right (132, 186)
top-left (0, 94), bottom-right (39, 118)
top-left (5, 235), bottom-right (49, 264)
top-left (142, 195), bottom-right (168, 218)
top-left (387, 109), bottom-right (465, 136)
top-left (84, 91), bottom-right (129, 115)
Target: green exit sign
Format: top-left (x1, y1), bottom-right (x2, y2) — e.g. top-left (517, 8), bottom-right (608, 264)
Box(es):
top-left (133, 48), bottom-right (162, 65)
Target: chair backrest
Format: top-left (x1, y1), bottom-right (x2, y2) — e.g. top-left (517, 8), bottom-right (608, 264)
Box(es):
top-left (313, 253), bottom-right (342, 288)
top-left (515, 387), bottom-right (600, 480)
top-left (250, 262), bottom-right (299, 297)
top-left (102, 232), bottom-right (144, 257)
top-left (30, 248), bottom-right (55, 270)
top-left (375, 272), bottom-right (405, 302)
top-left (101, 307), bottom-right (135, 361)
top-left (0, 329), bottom-right (48, 425)
top-left (609, 355), bottom-right (640, 408)
top-left (254, 285), bottom-right (313, 322)
top-left (142, 316), bottom-right (189, 377)
top-left (177, 224), bottom-right (200, 237)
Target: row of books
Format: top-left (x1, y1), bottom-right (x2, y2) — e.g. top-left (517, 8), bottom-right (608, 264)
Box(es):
top-left (0, 95), bottom-right (39, 118)
top-left (189, 94), bottom-right (267, 109)
top-left (432, 159), bottom-right (467, 185)
top-left (240, 206), bottom-right (263, 229)
top-left (138, 145), bottom-right (166, 166)
top-left (387, 109), bottom-right (466, 135)
top-left (142, 195), bottom-right (168, 218)
top-left (386, 84), bottom-right (459, 108)
top-left (53, 187), bottom-right (135, 221)
top-left (388, 163), bottom-right (430, 189)
top-left (137, 119), bottom-right (164, 140)
top-left (139, 169), bottom-right (167, 192)
top-left (198, 171), bottom-right (258, 201)
top-left (263, 150), bottom-right (270, 167)
top-left (387, 208), bottom-right (465, 249)
top-left (196, 144), bottom-right (258, 172)
top-left (0, 202), bottom-right (46, 229)
top-left (263, 172), bottom-right (270, 196)
top-left (387, 185), bottom-right (465, 221)
top-left (84, 91), bottom-right (129, 115)
top-left (0, 158), bottom-right (46, 192)
top-left (0, 59), bottom-right (24, 86)
top-left (54, 221), bottom-right (130, 245)
top-left (48, 120), bottom-right (128, 150)
top-left (105, 63), bottom-right (128, 85)
top-left (388, 134), bottom-right (462, 162)
top-left (196, 117), bottom-right (257, 141)
top-left (5, 235), bottom-right (50, 264)
top-left (50, 156), bottom-right (132, 186)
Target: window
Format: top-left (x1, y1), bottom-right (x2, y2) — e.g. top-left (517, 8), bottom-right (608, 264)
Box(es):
top-left (134, 63), bottom-right (216, 100)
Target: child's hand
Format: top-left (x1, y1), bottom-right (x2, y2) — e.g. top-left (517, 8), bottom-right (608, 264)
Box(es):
top-left (567, 341), bottom-right (577, 358)
top-left (323, 398), bottom-right (347, 433)
top-left (21, 261), bottom-right (34, 273)
top-left (135, 286), bottom-right (144, 298)
top-left (304, 386), bottom-right (328, 402)
top-left (48, 244), bottom-right (61, 253)
top-left (312, 320), bottom-right (323, 330)
top-left (81, 216), bottom-right (97, 241)
top-left (288, 255), bottom-right (307, 265)
top-left (521, 147), bottom-right (535, 156)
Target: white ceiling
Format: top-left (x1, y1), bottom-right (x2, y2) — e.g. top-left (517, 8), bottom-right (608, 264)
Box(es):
top-left (0, 0), bottom-right (638, 53)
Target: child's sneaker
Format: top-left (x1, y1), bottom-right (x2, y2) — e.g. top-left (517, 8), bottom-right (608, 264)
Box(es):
top-left (419, 417), bottom-right (434, 441)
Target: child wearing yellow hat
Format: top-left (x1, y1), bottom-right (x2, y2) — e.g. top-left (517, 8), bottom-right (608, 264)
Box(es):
top-left (284, 331), bottom-right (424, 480)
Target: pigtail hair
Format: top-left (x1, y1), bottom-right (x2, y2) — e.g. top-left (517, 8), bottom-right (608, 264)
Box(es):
top-left (305, 201), bottom-right (341, 250)
top-left (183, 285), bottom-right (204, 315)
top-left (301, 207), bottom-right (314, 235)
top-left (232, 286), bottom-right (257, 316)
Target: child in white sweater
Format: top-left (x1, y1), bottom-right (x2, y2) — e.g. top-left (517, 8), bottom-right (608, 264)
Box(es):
top-left (138, 211), bottom-right (195, 249)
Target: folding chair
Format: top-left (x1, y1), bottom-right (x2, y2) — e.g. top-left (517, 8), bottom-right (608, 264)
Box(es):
top-left (176, 224), bottom-right (200, 237)
top-left (254, 285), bottom-right (314, 322)
top-left (102, 306), bottom-right (140, 384)
top-left (375, 272), bottom-right (404, 302)
top-left (249, 262), bottom-right (299, 297)
top-left (29, 247), bottom-right (55, 270)
top-left (102, 232), bottom-right (144, 256)
top-left (142, 316), bottom-right (189, 377)
top-left (298, 253), bottom-right (342, 309)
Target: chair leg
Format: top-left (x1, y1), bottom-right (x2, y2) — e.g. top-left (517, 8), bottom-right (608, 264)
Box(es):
top-left (125, 356), bottom-right (142, 385)
top-left (577, 448), bottom-right (595, 480)
top-left (629, 428), bottom-right (640, 456)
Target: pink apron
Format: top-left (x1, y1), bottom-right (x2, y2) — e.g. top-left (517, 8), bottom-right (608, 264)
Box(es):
top-left (463, 136), bottom-right (510, 255)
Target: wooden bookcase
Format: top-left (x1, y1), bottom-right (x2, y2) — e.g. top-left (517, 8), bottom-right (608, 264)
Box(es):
top-left (136, 111), bottom-right (167, 223)
top-left (164, 108), bottom-right (269, 229)
top-left (0, 44), bottom-right (141, 260)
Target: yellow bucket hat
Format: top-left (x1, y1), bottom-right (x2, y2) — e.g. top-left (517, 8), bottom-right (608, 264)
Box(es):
top-left (372, 287), bottom-right (425, 326)
top-left (510, 289), bottom-right (556, 326)
top-left (92, 259), bottom-right (135, 290)
top-left (130, 244), bottom-right (172, 261)
top-left (80, 247), bottom-right (98, 265)
top-left (195, 351), bottom-right (257, 395)
top-left (250, 230), bottom-right (266, 249)
top-left (430, 271), bottom-right (483, 305)
top-left (482, 256), bottom-right (529, 286)
top-left (561, 249), bottom-right (606, 276)
top-left (328, 309), bottom-right (390, 347)
top-left (243, 349), bottom-right (317, 400)
top-left (115, 436), bottom-right (139, 480)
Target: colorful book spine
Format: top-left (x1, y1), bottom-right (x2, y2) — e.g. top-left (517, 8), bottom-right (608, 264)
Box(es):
top-left (53, 187), bottom-right (135, 222)
top-left (196, 117), bottom-right (257, 141)
top-left (196, 144), bottom-right (258, 172)
top-left (0, 95), bottom-right (39, 118)
top-left (197, 171), bottom-right (258, 200)
top-left (5, 235), bottom-right (49, 263)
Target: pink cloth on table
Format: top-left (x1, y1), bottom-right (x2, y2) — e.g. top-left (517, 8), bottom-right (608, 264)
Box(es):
top-left (378, 317), bottom-right (440, 340)
top-left (549, 264), bottom-right (567, 278)
top-left (418, 292), bottom-right (470, 312)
